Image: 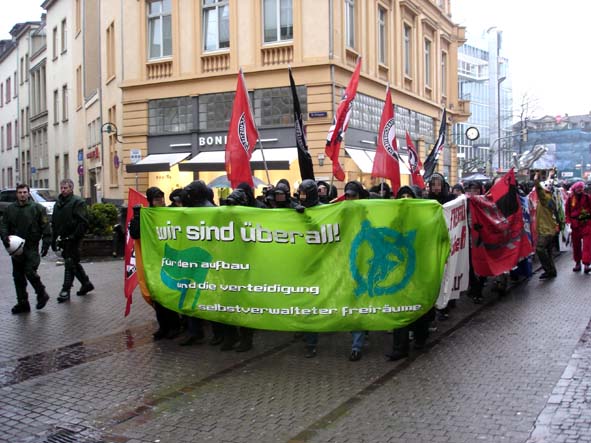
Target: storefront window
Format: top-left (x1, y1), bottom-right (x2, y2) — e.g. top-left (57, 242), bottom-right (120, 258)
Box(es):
top-left (148, 97), bottom-right (193, 135)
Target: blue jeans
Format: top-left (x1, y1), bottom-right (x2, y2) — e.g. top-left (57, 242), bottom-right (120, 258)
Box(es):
top-left (351, 331), bottom-right (365, 352)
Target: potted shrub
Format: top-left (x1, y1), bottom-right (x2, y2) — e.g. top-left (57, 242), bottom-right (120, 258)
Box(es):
top-left (81, 203), bottom-right (119, 257)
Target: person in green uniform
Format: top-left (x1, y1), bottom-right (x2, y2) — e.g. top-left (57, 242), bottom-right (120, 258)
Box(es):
top-left (0, 184), bottom-right (51, 314)
top-left (51, 178), bottom-right (94, 302)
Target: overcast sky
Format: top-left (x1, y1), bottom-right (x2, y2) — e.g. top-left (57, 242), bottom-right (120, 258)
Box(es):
top-left (1, 1), bottom-right (589, 119)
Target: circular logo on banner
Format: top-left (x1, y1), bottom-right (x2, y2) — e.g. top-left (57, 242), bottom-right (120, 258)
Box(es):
top-left (238, 113), bottom-right (251, 154)
top-left (381, 118), bottom-right (399, 160)
top-left (349, 221), bottom-right (416, 298)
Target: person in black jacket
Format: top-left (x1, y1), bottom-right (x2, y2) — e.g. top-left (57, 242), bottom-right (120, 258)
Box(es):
top-left (0, 184), bottom-right (51, 314)
top-left (52, 179), bottom-right (94, 303)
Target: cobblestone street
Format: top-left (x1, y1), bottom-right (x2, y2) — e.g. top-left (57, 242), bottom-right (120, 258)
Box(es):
top-left (0, 251), bottom-right (590, 443)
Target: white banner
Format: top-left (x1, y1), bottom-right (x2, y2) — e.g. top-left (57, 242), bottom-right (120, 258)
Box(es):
top-left (436, 195), bottom-right (470, 309)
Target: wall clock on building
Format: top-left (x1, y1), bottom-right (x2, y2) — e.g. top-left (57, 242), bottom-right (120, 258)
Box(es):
top-left (465, 126), bottom-right (480, 141)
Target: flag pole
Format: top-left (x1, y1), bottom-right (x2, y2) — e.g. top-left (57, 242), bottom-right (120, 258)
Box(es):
top-left (257, 138), bottom-right (271, 185)
top-left (241, 67), bottom-right (271, 186)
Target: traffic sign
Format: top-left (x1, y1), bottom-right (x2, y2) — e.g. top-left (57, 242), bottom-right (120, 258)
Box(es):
top-left (31, 166), bottom-right (36, 174)
top-left (130, 149), bottom-right (142, 164)
top-left (77, 165), bottom-right (84, 176)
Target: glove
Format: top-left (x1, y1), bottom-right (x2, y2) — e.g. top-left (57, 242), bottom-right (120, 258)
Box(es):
top-left (41, 242), bottom-right (50, 257)
top-left (2, 236), bottom-right (9, 249)
top-left (295, 205), bottom-right (306, 214)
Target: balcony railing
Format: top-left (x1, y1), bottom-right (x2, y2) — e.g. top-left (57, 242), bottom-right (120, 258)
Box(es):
top-left (201, 52), bottom-right (230, 73)
top-left (261, 44), bottom-right (293, 66)
top-left (146, 59), bottom-right (173, 80)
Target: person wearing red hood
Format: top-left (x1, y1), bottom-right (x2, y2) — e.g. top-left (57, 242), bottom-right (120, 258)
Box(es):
top-left (566, 181), bottom-right (591, 273)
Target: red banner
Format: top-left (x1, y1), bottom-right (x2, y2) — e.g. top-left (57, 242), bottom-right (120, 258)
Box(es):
top-left (225, 69), bottom-right (259, 188)
top-left (469, 170), bottom-right (533, 276)
top-left (371, 88), bottom-right (400, 195)
top-left (325, 58), bottom-right (362, 181)
top-left (124, 188), bottom-right (149, 316)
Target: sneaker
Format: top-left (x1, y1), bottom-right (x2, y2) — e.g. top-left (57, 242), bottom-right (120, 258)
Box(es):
top-left (152, 329), bottom-right (166, 341)
top-left (209, 336), bottom-right (224, 346)
top-left (386, 351), bottom-right (408, 361)
top-left (235, 341), bottom-right (253, 352)
top-left (179, 336), bottom-right (204, 346)
top-left (573, 262), bottom-right (582, 272)
top-left (76, 282), bottom-right (94, 296)
top-left (304, 347), bottom-right (317, 358)
top-left (11, 303), bottom-right (31, 315)
top-left (539, 272), bottom-right (557, 280)
top-left (349, 350), bottom-right (362, 362)
top-left (220, 337), bottom-right (238, 351)
top-left (36, 293), bottom-right (50, 310)
top-left (585, 265), bottom-right (591, 274)
top-left (57, 291), bottom-right (70, 303)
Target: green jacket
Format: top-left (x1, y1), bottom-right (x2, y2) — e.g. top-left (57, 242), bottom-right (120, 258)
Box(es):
top-left (534, 181), bottom-right (559, 236)
top-left (0, 200), bottom-right (51, 248)
top-left (51, 194), bottom-right (89, 241)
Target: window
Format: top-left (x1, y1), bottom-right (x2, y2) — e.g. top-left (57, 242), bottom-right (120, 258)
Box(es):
top-left (5, 78), bottom-right (10, 103)
top-left (403, 24), bottom-right (412, 77)
top-left (61, 19), bottom-right (67, 53)
top-left (7, 167), bottom-right (12, 187)
top-left (1, 126), bottom-right (3, 151)
top-left (25, 54), bottom-right (29, 80)
top-left (62, 85), bottom-right (68, 121)
top-left (76, 65), bottom-right (82, 108)
top-left (345, 0), bottom-right (355, 48)
top-left (441, 51), bottom-right (448, 96)
top-left (253, 86), bottom-right (307, 127)
top-left (63, 153), bottom-right (69, 180)
top-left (106, 22), bottom-right (116, 79)
top-left (7, 122), bottom-right (12, 149)
top-left (25, 106), bottom-right (29, 135)
top-left (0, 83), bottom-right (3, 106)
top-left (148, 97), bottom-right (193, 135)
top-left (198, 92), bottom-right (234, 131)
top-left (424, 39), bottom-right (431, 87)
top-left (13, 72), bottom-right (17, 98)
top-left (52, 27), bottom-right (58, 59)
top-left (53, 89), bottom-right (59, 124)
top-left (20, 57), bottom-right (24, 85)
top-left (14, 120), bottom-right (17, 143)
top-left (202, 0), bottom-right (229, 51)
top-left (75, 0), bottom-right (81, 34)
top-left (263, 0), bottom-right (292, 43)
top-left (148, 0), bottom-right (172, 59)
top-left (21, 109), bottom-right (25, 138)
top-left (377, 6), bottom-right (387, 64)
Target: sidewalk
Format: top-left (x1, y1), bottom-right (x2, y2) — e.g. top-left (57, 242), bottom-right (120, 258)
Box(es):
top-left (0, 252), bottom-right (590, 443)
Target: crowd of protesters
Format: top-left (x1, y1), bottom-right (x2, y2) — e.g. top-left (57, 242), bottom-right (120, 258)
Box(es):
top-left (127, 171), bottom-right (591, 363)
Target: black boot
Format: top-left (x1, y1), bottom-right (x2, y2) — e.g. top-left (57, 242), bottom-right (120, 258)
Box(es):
top-left (76, 282), bottom-right (95, 296)
top-left (36, 292), bottom-right (50, 310)
top-left (11, 302), bottom-right (31, 314)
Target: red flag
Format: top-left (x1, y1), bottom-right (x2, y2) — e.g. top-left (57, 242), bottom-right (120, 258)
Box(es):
top-left (469, 169), bottom-right (533, 276)
top-left (124, 188), bottom-right (149, 317)
top-left (371, 87), bottom-right (400, 195)
top-left (325, 58), bottom-right (362, 181)
top-left (405, 131), bottom-right (425, 189)
top-left (225, 69), bottom-right (259, 188)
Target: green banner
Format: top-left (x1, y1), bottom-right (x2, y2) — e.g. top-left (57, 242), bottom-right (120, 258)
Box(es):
top-left (140, 200), bottom-right (449, 331)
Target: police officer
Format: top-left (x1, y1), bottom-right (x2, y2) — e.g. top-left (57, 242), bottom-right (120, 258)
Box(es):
top-left (52, 178), bottom-right (94, 302)
top-left (0, 184), bottom-right (51, 314)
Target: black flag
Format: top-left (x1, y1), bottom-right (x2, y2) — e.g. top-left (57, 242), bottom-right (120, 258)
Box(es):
top-left (423, 108), bottom-right (447, 182)
top-left (289, 67), bottom-right (315, 181)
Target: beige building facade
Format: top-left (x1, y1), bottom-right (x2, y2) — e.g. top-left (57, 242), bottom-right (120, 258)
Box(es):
top-left (117, 0), bottom-right (469, 201)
